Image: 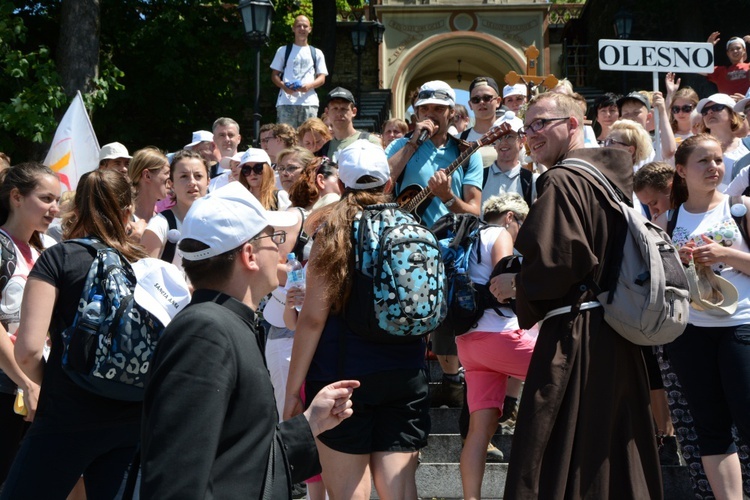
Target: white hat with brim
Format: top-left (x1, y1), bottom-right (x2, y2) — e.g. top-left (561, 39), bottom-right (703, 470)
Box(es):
top-left (686, 260), bottom-right (739, 316)
top-left (238, 148), bottom-right (272, 167)
top-left (185, 130), bottom-right (214, 149)
top-left (503, 84), bottom-right (527, 99)
top-left (132, 258), bottom-right (191, 326)
top-left (263, 287), bottom-right (288, 328)
top-left (414, 80), bottom-right (456, 108)
top-left (492, 111), bottom-right (524, 134)
top-left (219, 151), bottom-right (245, 170)
top-left (337, 140), bottom-right (390, 190)
top-left (734, 97), bottom-right (750, 114)
top-left (99, 142), bottom-right (132, 162)
top-left (179, 182), bottom-right (297, 261)
top-left (696, 93), bottom-right (737, 114)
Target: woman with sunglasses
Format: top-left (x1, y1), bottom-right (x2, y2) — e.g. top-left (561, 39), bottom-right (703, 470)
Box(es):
top-left (665, 74), bottom-right (699, 146)
top-left (592, 92), bottom-right (621, 144)
top-left (141, 150), bottom-right (209, 269)
top-left (235, 148), bottom-right (290, 211)
top-left (697, 93), bottom-right (749, 190)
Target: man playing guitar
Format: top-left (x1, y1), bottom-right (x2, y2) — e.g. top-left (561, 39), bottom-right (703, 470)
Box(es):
top-left (386, 80), bottom-right (483, 229)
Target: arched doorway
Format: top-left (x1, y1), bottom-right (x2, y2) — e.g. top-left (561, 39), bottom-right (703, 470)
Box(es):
top-left (388, 32), bottom-right (527, 118)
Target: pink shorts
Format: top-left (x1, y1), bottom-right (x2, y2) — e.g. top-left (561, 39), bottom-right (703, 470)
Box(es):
top-left (456, 329), bottom-right (536, 414)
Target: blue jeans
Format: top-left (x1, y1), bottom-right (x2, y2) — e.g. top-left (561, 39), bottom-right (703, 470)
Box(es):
top-left (277, 105), bottom-right (318, 128)
top-left (666, 323), bottom-right (750, 455)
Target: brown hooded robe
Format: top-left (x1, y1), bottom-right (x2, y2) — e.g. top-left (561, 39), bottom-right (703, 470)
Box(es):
top-left (503, 148), bottom-right (663, 499)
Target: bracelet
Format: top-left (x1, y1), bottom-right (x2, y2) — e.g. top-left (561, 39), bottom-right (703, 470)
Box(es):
top-left (444, 196), bottom-right (457, 208)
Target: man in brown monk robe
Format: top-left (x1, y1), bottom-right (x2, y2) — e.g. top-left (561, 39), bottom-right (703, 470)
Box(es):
top-left (493, 92), bottom-right (663, 499)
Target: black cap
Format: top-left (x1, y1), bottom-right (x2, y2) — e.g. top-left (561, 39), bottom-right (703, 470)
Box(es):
top-left (617, 91), bottom-right (651, 111)
top-left (327, 87), bottom-right (356, 105)
top-left (468, 76), bottom-right (499, 95)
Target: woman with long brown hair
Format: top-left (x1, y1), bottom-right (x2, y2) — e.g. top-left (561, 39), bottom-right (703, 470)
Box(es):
top-left (697, 93), bottom-right (749, 189)
top-left (5, 170), bottom-right (146, 499)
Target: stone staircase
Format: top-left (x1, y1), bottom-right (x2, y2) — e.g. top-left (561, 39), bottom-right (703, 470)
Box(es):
top-left (372, 359), bottom-right (695, 499)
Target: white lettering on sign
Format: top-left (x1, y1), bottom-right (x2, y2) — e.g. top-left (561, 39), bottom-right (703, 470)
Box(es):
top-left (598, 39), bottom-right (714, 74)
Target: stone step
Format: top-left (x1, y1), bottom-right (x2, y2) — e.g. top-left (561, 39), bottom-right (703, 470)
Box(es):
top-left (368, 463), bottom-right (694, 499)
top-left (421, 433), bottom-right (513, 463)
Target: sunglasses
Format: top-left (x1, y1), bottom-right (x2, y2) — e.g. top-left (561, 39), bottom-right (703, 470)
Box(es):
top-left (603, 138), bottom-right (630, 148)
top-left (241, 163), bottom-right (264, 176)
top-left (470, 95), bottom-right (496, 104)
top-left (417, 89), bottom-right (453, 101)
top-left (671, 104), bottom-right (694, 114)
top-left (701, 103), bottom-right (727, 116)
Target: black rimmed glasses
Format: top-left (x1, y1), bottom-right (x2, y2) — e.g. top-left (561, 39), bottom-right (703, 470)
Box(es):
top-left (701, 103), bottom-right (727, 116)
top-left (519, 117), bottom-right (570, 137)
top-left (671, 104), bottom-right (694, 115)
top-left (241, 163), bottom-right (264, 176)
top-left (470, 95), bottom-right (496, 104)
top-left (250, 231), bottom-right (286, 245)
top-left (417, 89), bottom-right (453, 101)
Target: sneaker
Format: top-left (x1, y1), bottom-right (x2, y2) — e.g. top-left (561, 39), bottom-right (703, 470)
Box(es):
top-left (486, 442), bottom-right (504, 462)
top-left (430, 377), bottom-right (464, 408)
top-left (291, 482), bottom-right (307, 499)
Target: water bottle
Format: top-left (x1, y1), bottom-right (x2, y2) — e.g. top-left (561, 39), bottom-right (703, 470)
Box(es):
top-left (286, 253), bottom-right (305, 312)
top-left (80, 294), bottom-right (104, 333)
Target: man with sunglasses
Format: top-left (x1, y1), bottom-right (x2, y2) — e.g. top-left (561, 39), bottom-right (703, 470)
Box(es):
top-left (495, 92), bottom-right (663, 499)
top-left (458, 76), bottom-right (502, 168)
top-left (386, 80), bottom-right (483, 409)
top-left (141, 183), bottom-right (359, 499)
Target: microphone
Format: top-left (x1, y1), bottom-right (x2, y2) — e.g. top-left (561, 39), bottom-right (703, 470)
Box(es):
top-left (416, 128), bottom-right (431, 146)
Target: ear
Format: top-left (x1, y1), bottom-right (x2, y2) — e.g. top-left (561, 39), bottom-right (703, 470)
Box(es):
top-left (315, 173), bottom-right (326, 190)
top-left (384, 178), bottom-right (394, 194)
top-left (568, 115), bottom-right (581, 134)
top-left (675, 163), bottom-right (687, 179)
top-left (241, 242), bottom-right (260, 272)
top-left (352, 106), bottom-right (358, 117)
top-left (9, 187), bottom-right (22, 208)
top-left (143, 169), bottom-right (152, 182)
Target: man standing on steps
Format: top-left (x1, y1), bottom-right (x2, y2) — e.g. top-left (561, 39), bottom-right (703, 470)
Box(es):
top-left (270, 15), bottom-right (328, 128)
top-left (492, 92), bottom-right (662, 499)
top-left (459, 76), bottom-right (502, 168)
top-left (386, 80), bottom-right (483, 409)
top-left (319, 87), bottom-right (382, 161)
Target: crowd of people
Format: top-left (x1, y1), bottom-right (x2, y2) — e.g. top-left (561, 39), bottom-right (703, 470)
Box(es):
top-left (1, 16), bottom-right (750, 500)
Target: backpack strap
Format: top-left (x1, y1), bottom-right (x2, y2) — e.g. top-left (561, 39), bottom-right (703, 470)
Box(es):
top-left (160, 210), bottom-right (178, 264)
top-left (310, 45), bottom-right (318, 75)
top-left (0, 230), bottom-right (16, 295)
top-left (666, 206), bottom-right (680, 238)
top-left (519, 167), bottom-right (533, 207)
top-left (292, 208), bottom-right (309, 262)
top-left (459, 129), bottom-right (471, 141)
top-left (729, 195), bottom-right (750, 245)
top-left (281, 43), bottom-right (293, 81)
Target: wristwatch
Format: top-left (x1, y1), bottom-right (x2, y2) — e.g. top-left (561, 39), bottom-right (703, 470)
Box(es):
top-left (444, 196), bottom-right (457, 208)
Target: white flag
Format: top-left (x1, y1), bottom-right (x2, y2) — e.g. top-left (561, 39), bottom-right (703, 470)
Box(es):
top-left (43, 91), bottom-right (100, 192)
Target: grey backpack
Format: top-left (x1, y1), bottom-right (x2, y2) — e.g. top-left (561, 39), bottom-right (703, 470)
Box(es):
top-left (559, 158), bottom-right (690, 346)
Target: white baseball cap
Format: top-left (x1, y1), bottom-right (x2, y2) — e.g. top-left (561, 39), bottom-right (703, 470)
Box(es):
top-left (337, 139), bottom-right (390, 190)
top-left (414, 81), bottom-right (456, 108)
top-left (734, 97), bottom-right (750, 114)
top-left (219, 151), bottom-right (245, 170)
top-left (238, 148), bottom-right (271, 166)
top-left (696, 93), bottom-right (737, 114)
top-left (131, 258), bottom-right (191, 326)
top-left (185, 130), bottom-right (214, 149)
top-left (492, 111), bottom-right (524, 134)
top-left (179, 182), bottom-right (297, 261)
top-left (99, 142), bottom-right (132, 162)
top-left (503, 84), bottom-right (527, 100)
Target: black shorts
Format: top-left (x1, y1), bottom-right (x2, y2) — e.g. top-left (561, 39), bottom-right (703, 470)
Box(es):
top-left (430, 327), bottom-right (458, 356)
top-left (305, 368), bottom-right (430, 454)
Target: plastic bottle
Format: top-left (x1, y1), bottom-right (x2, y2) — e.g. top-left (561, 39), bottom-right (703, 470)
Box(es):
top-left (286, 253), bottom-right (306, 312)
top-left (80, 294), bottom-right (104, 333)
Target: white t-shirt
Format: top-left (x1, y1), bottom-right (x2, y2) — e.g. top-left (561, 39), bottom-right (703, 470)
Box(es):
top-left (463, 127), bottom-right (497, 168)
top-left (722, 142), bottom-right (750, 190)
top-left (145, 212), bottom-right (183, 270)
top-left (467, 225), bottom-right (519, 333)
top-left (270, 44), bottom-right (328, 107)
top-left (671, 196), bottom-right (750, 326)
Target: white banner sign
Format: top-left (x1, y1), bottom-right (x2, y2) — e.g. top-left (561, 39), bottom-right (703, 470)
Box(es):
top-left (598, 39), bottom-right (714, 74)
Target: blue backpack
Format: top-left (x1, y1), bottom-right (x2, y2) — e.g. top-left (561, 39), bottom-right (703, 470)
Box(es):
top-left (344, 204), bottom-right (446, 343)
top-left (431, 213), bottom-right (503, 336)
top-left (61, 239), bottom-right (166, 401)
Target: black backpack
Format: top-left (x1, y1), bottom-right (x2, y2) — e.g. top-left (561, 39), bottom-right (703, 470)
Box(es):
top-left (160, 210), bottom-right (178, 264)
top-left (431, 213), bottom-right (504, 336)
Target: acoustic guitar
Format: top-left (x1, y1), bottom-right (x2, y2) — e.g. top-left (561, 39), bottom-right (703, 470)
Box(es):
top-left (396, 123), bottom-right (512, 218)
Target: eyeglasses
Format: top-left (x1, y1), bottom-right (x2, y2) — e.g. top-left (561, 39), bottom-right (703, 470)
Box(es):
top-left (250, 231), bottom-right (286, 245)
top-left (278, 164), bottom-right (302, 175)
top-left (470, 95), bottom-right (496, 104)
top-left (519, 117), bottom-right (570, 137)
top-left (417, 89), bottom-right (453, 101)
top-left (671, 104), bottom-right (694, 115)
top-left (241, 163), bottom-right (264, 176)
top-left (700, 104), bottom-right (727, 116)
top-left (260, 136), bottom-right (277, 144)
top-left (603, 138), bottom-right (631, 148)
top-left (514, 216), bottom-right (524, 228)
